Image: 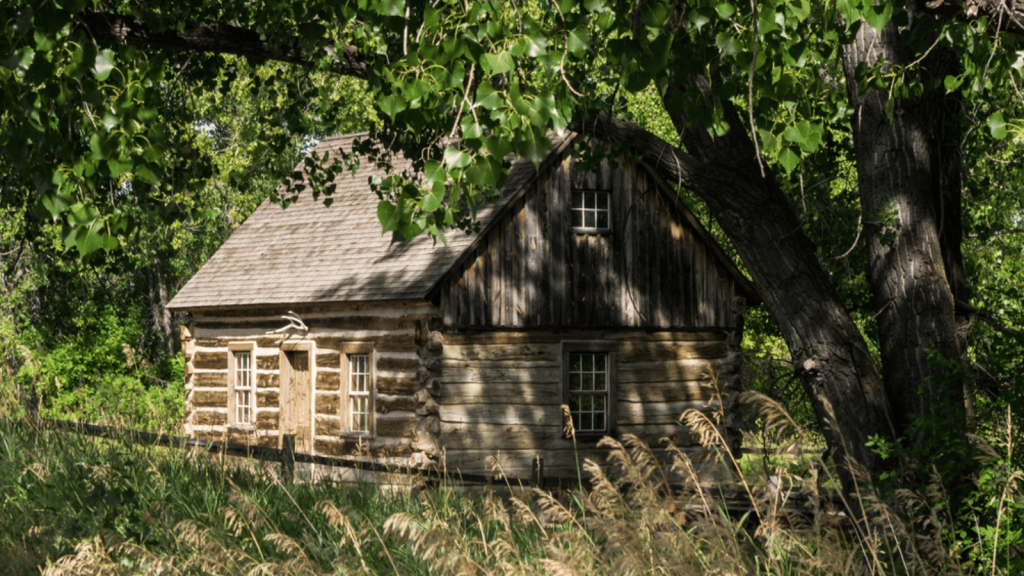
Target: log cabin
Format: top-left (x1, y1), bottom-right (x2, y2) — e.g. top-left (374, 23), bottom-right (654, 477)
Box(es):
top-left (167, 132), bottom-right (761, 481)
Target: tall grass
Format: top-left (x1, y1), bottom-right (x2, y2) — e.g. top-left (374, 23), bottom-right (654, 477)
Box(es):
top-left (1, 395), bottom-right (1021, 574)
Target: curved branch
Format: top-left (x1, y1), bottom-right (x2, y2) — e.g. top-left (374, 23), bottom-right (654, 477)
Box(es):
top-left (74, 12), bottom-right (369, 79)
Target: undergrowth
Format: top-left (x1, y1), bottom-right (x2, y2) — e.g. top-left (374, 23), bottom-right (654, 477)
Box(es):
top-left (0, 392), bottom-right (1021, 574)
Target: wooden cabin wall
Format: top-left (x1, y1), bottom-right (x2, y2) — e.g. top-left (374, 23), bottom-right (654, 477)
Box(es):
top-left (440, 154), bottom-right (742, 330)
top-left (180, 303), bottom-right (445, 466)
top-left (438, 329), bottom-right (743, 480)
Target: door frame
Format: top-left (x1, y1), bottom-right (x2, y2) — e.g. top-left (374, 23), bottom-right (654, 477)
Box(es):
top-left (279, 341), bottom-right (316, 451)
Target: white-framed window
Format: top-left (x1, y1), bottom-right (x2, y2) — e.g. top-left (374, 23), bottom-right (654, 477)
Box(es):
top-left (562, 343), bottom-right (617, 438)
top-left (341, 344), bottom-right (375, 435)
top-left (349, 354), bottom-right (371, 432)
top-left (228, 343), bottom-right (257, 427)
top-left (571, 189), bottom-right (611, 231)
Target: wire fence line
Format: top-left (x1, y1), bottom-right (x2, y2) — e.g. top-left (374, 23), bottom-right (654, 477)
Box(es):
top-left (35, 417), bottom-right (542, 487)
top-left (26, 416), bottom-right (846, 523)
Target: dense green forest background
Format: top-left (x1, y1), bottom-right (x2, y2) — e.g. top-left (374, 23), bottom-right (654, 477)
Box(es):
top-left (0, 60), bottom-right (380, 428)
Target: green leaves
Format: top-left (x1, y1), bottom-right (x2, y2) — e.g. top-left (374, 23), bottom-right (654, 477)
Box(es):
top-left (481, 50), bottom-right (514, 75)
top-left (783, 120), bottom-right (824, 153)
top-left (988, 112), bottom-right (1008, 140)
top-left (93, 49), bottom-right (115, 81)
top-left (778, 147), bottom-right (801, 173)
top-left (443, 146), bottom-right (471, 169)
top-left (862, 3), bottom-right (893, 34)
top-left (64, 203), bottom-right (123, 257)
top-left (378, 92), bottom-right (407, 120)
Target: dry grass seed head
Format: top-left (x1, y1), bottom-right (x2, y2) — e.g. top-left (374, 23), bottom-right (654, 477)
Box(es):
top-left (316, 500), bottom-right (368, 570)
top-left (739, 391), bottom-right (805, 441)
top-left (532, 488), bottom-right (574, 525)
top-left (561, 404), bottom-right (575, 440)
top-left (43, 539), bottom-right (110, 576)
top-left (581, 458), bottom-right (621, 517)
top-left (538, 558), bottom-right (578, 576)
top-left (680, 409), bottom-right (726, 449)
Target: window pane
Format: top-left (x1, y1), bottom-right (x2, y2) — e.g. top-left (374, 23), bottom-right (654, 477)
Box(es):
top-left (596, 192), bottom-right (609, 210)
top-left (597, 211), bottom-right (609, 229)
top-left (584, 191), bottom-right (595, 209)
top-left (585, 211), bottom-right (595, 228)
top-left (567, 351), bottom-right (610, 434)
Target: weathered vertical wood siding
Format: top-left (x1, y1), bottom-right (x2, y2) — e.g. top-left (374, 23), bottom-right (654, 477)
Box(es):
top-left (439, 153), bottom-right (743, 329)
top-left (438, 330), bottom-right (743, 479)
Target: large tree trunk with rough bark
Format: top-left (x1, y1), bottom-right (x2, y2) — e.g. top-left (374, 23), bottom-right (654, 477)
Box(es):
top-left (840, 20), bottom-right (967, 455)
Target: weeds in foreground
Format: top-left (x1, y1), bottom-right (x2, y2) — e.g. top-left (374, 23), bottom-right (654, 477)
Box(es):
top-left (1, 394), bottom-right (1022, 574)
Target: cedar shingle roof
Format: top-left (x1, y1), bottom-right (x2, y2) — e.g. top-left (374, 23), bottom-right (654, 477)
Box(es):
top-left (168, 133), bottom-right (560, 311)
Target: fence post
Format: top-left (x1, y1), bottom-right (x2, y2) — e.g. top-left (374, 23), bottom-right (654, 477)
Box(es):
top-left (534, 454), bottom-right (545, 489)
top-left (281, 434), bottom-right (295, 483)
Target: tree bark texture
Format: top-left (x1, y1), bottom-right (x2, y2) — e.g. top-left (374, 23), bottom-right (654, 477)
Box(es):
top-left (146, 253), bottom-right (176, 355)
top-left (840, 20), bottom-right (966, 452)
top-left (574, 111), bottom-right (895, 498)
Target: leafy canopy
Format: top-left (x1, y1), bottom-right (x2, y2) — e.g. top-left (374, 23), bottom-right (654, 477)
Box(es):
top-left (0, 0), bottom-right (1021, 255)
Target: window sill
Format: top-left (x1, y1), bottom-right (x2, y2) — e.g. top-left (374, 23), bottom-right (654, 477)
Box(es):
top-left (339, 431), bottom-right (376, 440)
top-left (567, 431), bottom-right (613, 442)
top-left (572, 228), bottom-right (612, 236)
top-left (227, 423), bottom-right (257, 433)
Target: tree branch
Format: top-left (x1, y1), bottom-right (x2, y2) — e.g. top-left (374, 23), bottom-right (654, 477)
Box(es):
top-left (955, 299), bottom-right (1024, 336)
top-left (967, 228), bottom-right (1024, 238)
top-left (919, 0), bottom-right (1024, 38)
top-left (74, 12), bottom-right (369, 79)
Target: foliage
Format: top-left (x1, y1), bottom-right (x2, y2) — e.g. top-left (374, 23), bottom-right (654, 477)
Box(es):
top-left (15, 300), bottom-right (184, 429)
top-left (1, 398), bottom-right (1022, 575)
top-left (1, 0), bottom-right (1017, 252)
top-left (0, 416), bottom-right (430, 574)
top-left (0, 53), bottom-right (377, 430)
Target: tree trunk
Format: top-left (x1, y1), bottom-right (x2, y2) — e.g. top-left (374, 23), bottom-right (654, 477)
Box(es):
top-left (840, 20), bottom-right (967, 456)
top-left (575, 111), bottom-right (896, 502)
top-left (146, 253), bottom-right (176, 356)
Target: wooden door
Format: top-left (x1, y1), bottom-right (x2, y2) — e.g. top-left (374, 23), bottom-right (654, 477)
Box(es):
top-left (283, 351), bottom-right (313, 453)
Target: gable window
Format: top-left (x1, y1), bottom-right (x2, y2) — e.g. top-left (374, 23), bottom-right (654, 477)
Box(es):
top-left (562, 343), bottom-right (617, 438)
top-left (572, 189), bottom-right (610, 231)
top-left (228, 343), bottom-right (257, 427)
top-left (341, 345), bottom-right (375, 435)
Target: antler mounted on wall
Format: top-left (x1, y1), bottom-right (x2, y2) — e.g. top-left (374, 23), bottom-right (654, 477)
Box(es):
top-left (267, 311), bottom-right (309, 341)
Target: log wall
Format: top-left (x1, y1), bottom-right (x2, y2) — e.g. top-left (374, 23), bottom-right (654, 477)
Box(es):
top-left (179, 302), bottom-right (444, 466)
top-left (439, 153), bottom-right (746, 329)
top-left (438, 329), bottom-right (744, 480)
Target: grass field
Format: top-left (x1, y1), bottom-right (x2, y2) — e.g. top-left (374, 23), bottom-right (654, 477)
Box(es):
top-left (1, 405), bottom-right (1020, 574)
